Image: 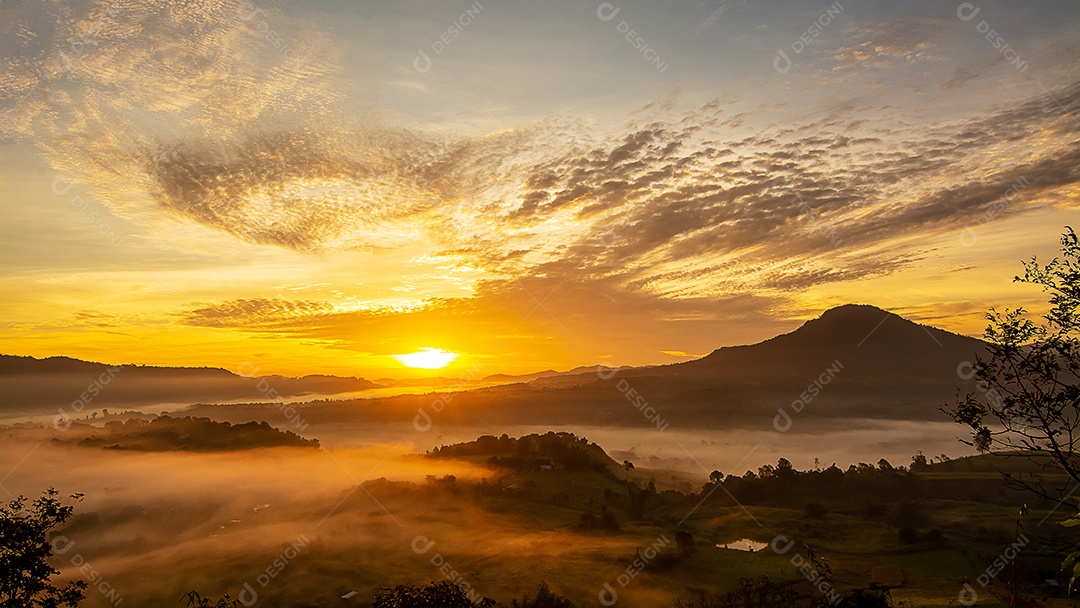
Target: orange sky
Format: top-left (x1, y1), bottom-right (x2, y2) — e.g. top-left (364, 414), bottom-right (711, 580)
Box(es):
top-left (1, 0), bottom-right (1077, 379)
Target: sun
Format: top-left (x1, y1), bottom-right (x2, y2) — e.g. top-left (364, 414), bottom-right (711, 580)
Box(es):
top-left (392, 347), bottom-right (459, 369)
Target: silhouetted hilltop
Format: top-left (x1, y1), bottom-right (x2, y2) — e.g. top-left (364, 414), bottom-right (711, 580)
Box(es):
top-left (0, 355), bottom-right (380, 415)
top-left (429, 431), bottom-right (619, 475)
top-left (671, 303), bottom-right (987, 379)
top-left (6, 304), bottom-right (991, 429)
top-left (202, 304), bottom-right (989, 430)
top-left (63, 415), bottom-right (319, 451)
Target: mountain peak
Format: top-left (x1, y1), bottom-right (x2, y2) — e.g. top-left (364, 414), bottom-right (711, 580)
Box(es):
top-left (674, 302), bottom-right (985, 380)
top-left (801, 304), bottom-right (903, 334)
top-left (817, 303), bottom-right (897, 320)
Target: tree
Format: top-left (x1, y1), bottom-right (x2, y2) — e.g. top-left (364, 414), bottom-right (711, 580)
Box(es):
top-left (675, 531), bottom-right (696, 556)
top-left (671, 576), bottom-right (803, 607)
top-left (944, 228), bottom-right (1079, 597)
top-left (775, 458), bottom-right (794, 480)
top-left (622, 460), bottom-right (635, 481)
top-left (709, 470), bottom-right (723, 485)
top-left (909, 452), bottom-right (929, 472)
top-left (372, 581), bottom-right (495, 608)
top-left (945, 227), bottom-right (1080, 500)
top-left (0, 488), bottom-right (87, 608)
top-left (510, 582), bottom-right (576, 608)
top-left (184, 592), bottom-right (243, 607)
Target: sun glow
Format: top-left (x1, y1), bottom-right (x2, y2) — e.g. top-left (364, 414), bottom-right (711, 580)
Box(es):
top-left (392, 348), bottom-right (459, 369)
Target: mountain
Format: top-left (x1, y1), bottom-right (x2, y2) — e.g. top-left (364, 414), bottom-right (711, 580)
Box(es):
top-left (482, 365), bottom-right (624, 386)
top-left (654, 303), bottom-right (984, 378)
top-left (184, 304), bottom-right (992, 431)
top-left (481, 370), bottom-right (562, 384)
top-left (0, 355), bottom-right (381, 416)
top-left (3, 304), bottom-right (991, 429)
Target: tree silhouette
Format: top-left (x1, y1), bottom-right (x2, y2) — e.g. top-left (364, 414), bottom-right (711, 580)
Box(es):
top-left (944, 227), bottom-right (1080, 597)
top-left (945, 227), bottom-right (1080, 500)
top-left (510, 582), bottom-right (576, 607)
top-left (373, 581), bottom-right (494, 607)
top-left (0, 488), bottom-right (87, 608)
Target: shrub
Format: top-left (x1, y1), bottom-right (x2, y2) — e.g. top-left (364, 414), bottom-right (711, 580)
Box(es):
top-left (510, 582), bottom-right (575, 608)
top-left (373, 581), bottom-right (495, 608)
top-left (0, 488), bottom-right (88, 608)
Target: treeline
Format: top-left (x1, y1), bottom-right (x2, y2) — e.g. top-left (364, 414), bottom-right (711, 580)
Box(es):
top-left (69, 416), bottom-right (319, 451)
top-left (710, 456), bottom-right (920, 506)
top-left (428, 432), bottom-right (614, 474)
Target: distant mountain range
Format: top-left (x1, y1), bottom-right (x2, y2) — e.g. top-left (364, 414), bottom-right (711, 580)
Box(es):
top-left (196, 304), bottom-right (990, 430)
top-left (2, 304), bottom-right (990, 428)
top-left (0, 355), bottom-right (379, 416)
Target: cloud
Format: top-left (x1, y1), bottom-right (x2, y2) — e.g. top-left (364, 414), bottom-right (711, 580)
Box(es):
top-left (3, 0), bottom-right (1079, 313)
top-left (181, 298), bottom-right (336, 329)
top-left (828, 18), bottom-right (942, 72)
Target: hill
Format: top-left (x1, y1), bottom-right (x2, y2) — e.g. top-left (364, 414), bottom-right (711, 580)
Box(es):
top-left (428, 431), bottom-right (621, 475)
top-left (185, 304), bottom-right (991, 430)
top-left (62, 415), bottom-right (320, 451)
top-left (669, 303), bottom-right (986, 380)
top-left (0, 355), bottom-right (380, 416)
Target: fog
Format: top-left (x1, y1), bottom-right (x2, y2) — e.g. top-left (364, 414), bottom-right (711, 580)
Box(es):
top-left (0, 429), bottom-right (514, 607)
top-left (0, 411), bottom-right (977, 607)
top-left (294, 419), bottom-right (976, 476)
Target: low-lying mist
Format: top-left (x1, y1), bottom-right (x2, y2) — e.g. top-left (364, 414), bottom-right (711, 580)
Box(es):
top-left (0, 411), bottom-right (977, 607)
top-left (0, 429), bottom-right (519, 606)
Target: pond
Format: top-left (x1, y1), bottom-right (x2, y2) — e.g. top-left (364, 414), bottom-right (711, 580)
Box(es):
top-left (716, 538), bottom-right (768, 552)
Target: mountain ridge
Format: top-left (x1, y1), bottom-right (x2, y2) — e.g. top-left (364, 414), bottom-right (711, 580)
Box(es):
top-left (1, 304), bottom-right (989, 426)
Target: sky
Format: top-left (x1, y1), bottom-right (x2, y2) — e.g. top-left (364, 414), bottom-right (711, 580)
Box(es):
top-left (1, 0), bottom-right (1078, 378)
